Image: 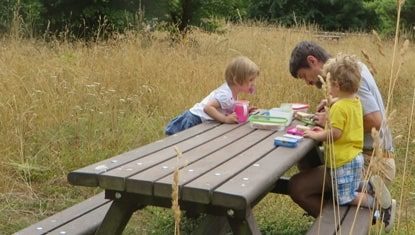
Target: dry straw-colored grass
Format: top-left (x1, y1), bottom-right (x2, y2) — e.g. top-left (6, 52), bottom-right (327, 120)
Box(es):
top-left (0, 23), bottom-right (414, 234)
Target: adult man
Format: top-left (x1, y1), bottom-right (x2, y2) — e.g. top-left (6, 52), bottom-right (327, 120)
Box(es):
top-left (288, 41), bottom-right (396, 232)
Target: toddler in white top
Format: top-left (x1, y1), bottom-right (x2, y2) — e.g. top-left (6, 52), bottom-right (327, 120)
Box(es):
top-left (165, 56), bottom-right (259, 135)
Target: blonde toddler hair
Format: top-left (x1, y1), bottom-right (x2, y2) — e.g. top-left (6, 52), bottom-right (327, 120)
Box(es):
top-left (323, 54), bottom-right (361, 93)
top-left (225, 56), bottom-right (259, 86)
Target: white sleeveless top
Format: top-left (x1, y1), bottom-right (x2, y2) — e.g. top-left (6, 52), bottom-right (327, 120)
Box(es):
top-left (189, 83), bottom-right (235, 122)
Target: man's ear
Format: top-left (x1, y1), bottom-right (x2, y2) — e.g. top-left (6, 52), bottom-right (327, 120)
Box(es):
top-left (306, 55), bottom-right (318, 66)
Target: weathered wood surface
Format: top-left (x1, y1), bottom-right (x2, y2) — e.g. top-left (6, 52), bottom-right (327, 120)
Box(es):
top-left (306, 201), bottom-right (371, 235)
top-left (14, 192), bottom-right (110, 235)
top-left (69, 122), bottom-right (316, 212)
top-left (67, 122), bottom-right (220, 187)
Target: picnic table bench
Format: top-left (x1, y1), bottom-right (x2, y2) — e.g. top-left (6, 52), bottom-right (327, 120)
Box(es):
top-left (314, 32), bottom-right (345, 42)
top-left (15, 120), bottom-right (372, 234)
top-left (306, 201), bottom-right (372, 235)
top-left (14, 192), bottom-right (110, 235)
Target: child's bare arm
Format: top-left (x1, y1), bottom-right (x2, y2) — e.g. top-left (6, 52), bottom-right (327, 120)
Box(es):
top-left (204, 100), bottom-right (238, 124)
top-left (330, 128), bottom-right (342, 141)
top-left (304, 126), bottom-right (342, 142)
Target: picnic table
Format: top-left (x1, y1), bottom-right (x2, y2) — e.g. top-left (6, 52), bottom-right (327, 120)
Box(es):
top-left (67, 120), bottom-right (319, 234)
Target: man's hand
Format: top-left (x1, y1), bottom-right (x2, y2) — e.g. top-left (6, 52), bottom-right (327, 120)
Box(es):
top-left (224, 113), bottom-right (238, 124)
top-left (316, 97), bottom-right (339, 112)
top-left (313, 112), bottom-right (327, 127)
top-left (316, 99), bottom-right (327, 112)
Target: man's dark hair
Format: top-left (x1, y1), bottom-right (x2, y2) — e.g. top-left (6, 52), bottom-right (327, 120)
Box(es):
top-left (289, 41), bottom-right (331, 78)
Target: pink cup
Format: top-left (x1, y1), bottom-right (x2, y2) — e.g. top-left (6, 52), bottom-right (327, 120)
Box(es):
top-left (234, 100), bottom-right (249, 123)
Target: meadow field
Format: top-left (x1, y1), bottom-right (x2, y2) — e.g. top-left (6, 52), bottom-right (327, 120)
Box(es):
top-left (0, 25), bottom-right (414, 234)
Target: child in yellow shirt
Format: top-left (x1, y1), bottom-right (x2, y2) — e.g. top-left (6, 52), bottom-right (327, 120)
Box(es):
top-left (304, 54), bottom-right (395, 231)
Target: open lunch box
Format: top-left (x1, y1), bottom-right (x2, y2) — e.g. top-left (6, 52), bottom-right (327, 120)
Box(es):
top-left (248, 108), bottom-right (294, 130)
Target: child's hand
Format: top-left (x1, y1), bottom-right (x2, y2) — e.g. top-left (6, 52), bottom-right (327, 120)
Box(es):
top-left (249, 106), bottom-right (258, 114)
top-left (313, 112), bottom-right (327, 127)
top-left (304, 127), bottom-right (322, 138)
top-left (224, 112), bottom-right (238, 124)
top-left (304, 127), bottom-right (326, 141)
top-left (311, 126), bottom-right (324, 132)
top-left (303, 129), bottom-right (316, 139)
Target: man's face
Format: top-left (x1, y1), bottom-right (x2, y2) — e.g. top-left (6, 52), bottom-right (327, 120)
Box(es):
top-left (296, 56), bottom-right (324, 89)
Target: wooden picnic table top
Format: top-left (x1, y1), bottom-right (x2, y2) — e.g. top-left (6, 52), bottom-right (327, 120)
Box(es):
top-left (68, 120), bottom-right (317, 213)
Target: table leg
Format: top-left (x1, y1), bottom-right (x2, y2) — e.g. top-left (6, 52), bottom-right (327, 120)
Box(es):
top-left (227, 207), bottom-right (261, 235)
top-left (94, 196), bottom-right (141, 235)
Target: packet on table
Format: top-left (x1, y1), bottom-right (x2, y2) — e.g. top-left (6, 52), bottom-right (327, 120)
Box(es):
top-left (274, 136), bottom-right (298, 148)
top-left (283, 134), bottom-right (304, 141)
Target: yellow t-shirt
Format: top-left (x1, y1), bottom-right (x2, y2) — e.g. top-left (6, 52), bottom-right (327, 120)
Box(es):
top-left (325, 97), bottom-right (363, 168)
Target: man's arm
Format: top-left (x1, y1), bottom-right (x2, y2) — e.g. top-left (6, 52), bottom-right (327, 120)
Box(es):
top-left (363, 111), bottom-right (382, 132)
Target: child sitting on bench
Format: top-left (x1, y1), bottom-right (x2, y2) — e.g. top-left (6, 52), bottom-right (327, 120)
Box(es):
top-left (304, 54), bottom-right (395, 232)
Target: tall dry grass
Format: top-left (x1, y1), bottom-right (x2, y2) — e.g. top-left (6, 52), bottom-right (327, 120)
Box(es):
top-left (0, 24), bottom-right (414, 234)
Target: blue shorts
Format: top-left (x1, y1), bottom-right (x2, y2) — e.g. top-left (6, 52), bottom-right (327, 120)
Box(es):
top-left (332, 154), bottom-right (364, 205)
top-left (165, 110), bottom-right (202, 135)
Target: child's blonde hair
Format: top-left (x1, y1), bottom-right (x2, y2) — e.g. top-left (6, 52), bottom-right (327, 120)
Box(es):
top-left (323, 54), bottom-right (361, 93)
top-left (225, 56), bottom-right (259, 86)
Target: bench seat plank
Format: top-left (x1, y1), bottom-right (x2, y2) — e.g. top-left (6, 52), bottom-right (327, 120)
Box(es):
top-left (97, 124), bottom-right (239, 191)
top-left (47, 203), bottom-right (111, 235)
top-left (339, 206), bottom-right (371, 235)
top-left (211, 138), bottom-right (315, 209)
top-left (306, 202), bottom-right (348, 235)
top-left (68, 122), bottom-right (220, 187)
top-left (14, 192), bottom-right (110, 235)
top-left (152, 129), bottom-right (274, 198)
top-left (126, 125), bottom-right (256, 195)
top-left (306, 201), bottom-right (371, 235)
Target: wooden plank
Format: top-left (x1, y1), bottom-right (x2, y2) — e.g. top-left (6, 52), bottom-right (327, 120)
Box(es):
top-left (14, 192), bottom-right (109, 235)
top-left (46, 203), bottom-right (111, 235)
top-left (306, 202), bottom-right (348, 235)
top-left (98, 124), bottom-right (240, 191)
top-left (152, 129), bottom-right (274, 198)
top-left (211, 138), bottom-right (316, 210)
top-left (316, 35), bottom-right (341, 41)
top-left (181, 132), bottom-right (281, 204)
top-left (68, 122), bottom-right (220, 187)
top-left (126, 124), bottom-right (257, 195)
top-left (340, 206), bottom-right (371, 235)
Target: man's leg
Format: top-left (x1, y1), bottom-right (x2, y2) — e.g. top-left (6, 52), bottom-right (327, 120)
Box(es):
top-left (288, 165), bottom-right (331, 218)
top-left (297, 146), bottom-right (324, 171)
top-left (362, 152), bottom-right (396, 185)
top-left (382, 158), bottom-right (396, 185)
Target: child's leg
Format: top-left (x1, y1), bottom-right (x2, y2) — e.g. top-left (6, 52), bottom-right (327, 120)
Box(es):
top-left (350, 192), bottom-right (375, 209)
top-left (357, 180), bottom-right (373, 193)
top-left (165, 110), bottom-right (202, 135)
top-left (350, 192), bottom-right (396, 233)
top-left (358, 177), bottom-right (393, 210)
top-left (334, 154), bottom-right (364, 206)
